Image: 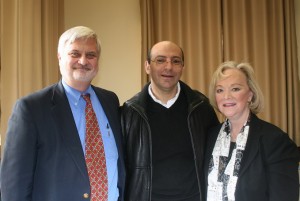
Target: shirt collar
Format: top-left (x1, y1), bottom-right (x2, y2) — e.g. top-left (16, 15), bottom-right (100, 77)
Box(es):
top-left (62, 79), bottom-right (93, 105)
top-left (148, 82), bottom-right (181, 108)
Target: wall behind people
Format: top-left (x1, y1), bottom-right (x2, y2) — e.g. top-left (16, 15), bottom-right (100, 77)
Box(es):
top-left (64, 0), bottom-right (141, 104)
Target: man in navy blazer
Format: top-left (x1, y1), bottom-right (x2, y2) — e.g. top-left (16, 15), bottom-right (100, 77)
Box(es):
top-left (0, 26), bottom-right (125, 201)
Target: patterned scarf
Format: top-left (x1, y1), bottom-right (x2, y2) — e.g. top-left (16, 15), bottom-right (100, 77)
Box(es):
top-left (207, 116), bottom-right (250, 201)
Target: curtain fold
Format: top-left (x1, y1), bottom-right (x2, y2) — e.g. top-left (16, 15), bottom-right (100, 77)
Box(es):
top-left (141, 0), bottom-right (223, 93)
top-left (140, 0), bottom-right (154, 84)
top-left (0, 0), bottom-right (64, 153)
top-left (283, 0), bottom-right (300, 144)
top-left (140, 0), bottom-right (300, 144)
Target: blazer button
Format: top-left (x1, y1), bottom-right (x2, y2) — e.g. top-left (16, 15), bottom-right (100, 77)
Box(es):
top-left (83, 193), bottom-right (89, 199)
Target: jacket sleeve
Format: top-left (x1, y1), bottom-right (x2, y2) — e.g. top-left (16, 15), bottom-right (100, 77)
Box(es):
top-left (262, 128), bottom-right (299, 201)
top-left (1, 99), bottom-right (37, 201)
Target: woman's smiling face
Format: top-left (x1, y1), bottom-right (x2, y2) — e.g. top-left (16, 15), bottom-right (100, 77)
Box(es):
top-left (215, 68), bottom-right (253, 121)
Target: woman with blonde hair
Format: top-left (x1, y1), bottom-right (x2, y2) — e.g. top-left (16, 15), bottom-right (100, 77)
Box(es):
top-left (204, 61), bottom-right (299, 201)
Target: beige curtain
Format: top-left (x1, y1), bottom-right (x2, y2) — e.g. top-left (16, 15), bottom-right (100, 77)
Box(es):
top-left (140, 0), bottom-right (223, 89)
top-left (0, 0), bottom-right (64, 154)
top-left (140, 0), bottom-right (300, 145)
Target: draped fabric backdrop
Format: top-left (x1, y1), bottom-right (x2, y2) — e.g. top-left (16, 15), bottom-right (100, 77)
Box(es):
top-left (0, 0), bottom-right (64, 154)
top-left (140, 0), bottom-right (300, 145)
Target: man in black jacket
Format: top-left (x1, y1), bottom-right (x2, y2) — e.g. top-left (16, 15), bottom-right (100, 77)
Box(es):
top-left (121, 41), bottom-right (219, 201)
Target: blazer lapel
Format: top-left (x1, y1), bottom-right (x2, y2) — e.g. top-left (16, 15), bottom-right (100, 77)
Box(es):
top-left (93, 87), bottom-right (125, 173)
top-left (50, 81), bottom-right (89, 181)
top-left (93, 88), bottom-right (123, 151)
top-left (238, 115), bottom-right (262, 177)
top-left (204, 125), bottom-right (222, 179)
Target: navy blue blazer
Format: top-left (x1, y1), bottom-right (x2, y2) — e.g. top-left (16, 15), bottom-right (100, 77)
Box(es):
top-left (0, 81), bottom-right (125, 201)
top-left (204, 114), bottom-right (299, 201)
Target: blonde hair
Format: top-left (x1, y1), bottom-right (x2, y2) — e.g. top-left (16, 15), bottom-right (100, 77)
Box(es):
top-left (209, 61), bottom-right (264, 114)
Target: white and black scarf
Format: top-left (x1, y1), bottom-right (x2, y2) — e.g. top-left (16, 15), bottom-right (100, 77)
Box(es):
top-left (207, 116), bottom-right (250, 201)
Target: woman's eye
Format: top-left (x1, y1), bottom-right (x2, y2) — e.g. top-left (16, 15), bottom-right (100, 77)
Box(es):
top-left (232, 88), bottom-right (240, 92)
top-left (216, 89), bottom-right (223, 93)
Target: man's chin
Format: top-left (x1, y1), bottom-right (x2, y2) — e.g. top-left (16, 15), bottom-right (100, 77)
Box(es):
top-left (73, 72), bottom-right (96, 82)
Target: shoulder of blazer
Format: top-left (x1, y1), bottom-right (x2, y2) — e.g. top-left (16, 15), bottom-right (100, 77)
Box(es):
top-left (92, 85), bottom-right (119, 103)
top-left (249, 114), bottom-right (287, 139)
top-left (14, 82), bottom-right (63, 109)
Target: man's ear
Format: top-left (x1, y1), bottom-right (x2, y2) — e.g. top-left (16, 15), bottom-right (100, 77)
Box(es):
top-left (145, 61), bottom-right (150, 74)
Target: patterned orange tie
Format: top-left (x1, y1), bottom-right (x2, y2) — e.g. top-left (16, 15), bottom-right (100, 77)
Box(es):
top-left (82, 94), bottom-right (108, 201)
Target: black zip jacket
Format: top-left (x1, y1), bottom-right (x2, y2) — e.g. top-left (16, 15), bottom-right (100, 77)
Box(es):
top-left (121, 81), bottom-right (219, 201)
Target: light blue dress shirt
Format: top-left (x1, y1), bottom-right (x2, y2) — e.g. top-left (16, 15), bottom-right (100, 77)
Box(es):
top-left (62, 79), bottom-right (119, 201)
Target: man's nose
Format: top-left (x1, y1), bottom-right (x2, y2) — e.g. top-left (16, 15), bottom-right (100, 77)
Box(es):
top-left (164, 59), bottom-right (173, 69)
top-left (78, 56), bottom-right (88, 65)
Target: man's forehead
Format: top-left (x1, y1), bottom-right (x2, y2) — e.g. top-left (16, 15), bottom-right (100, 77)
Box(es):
top-left (65, 38), bottom-right (97, 50)
top-left (151, 44), bottom-right (181, 57)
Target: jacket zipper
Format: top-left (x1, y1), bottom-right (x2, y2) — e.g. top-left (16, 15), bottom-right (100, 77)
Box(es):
top-left (187, 100), bottom-right (204, 200)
